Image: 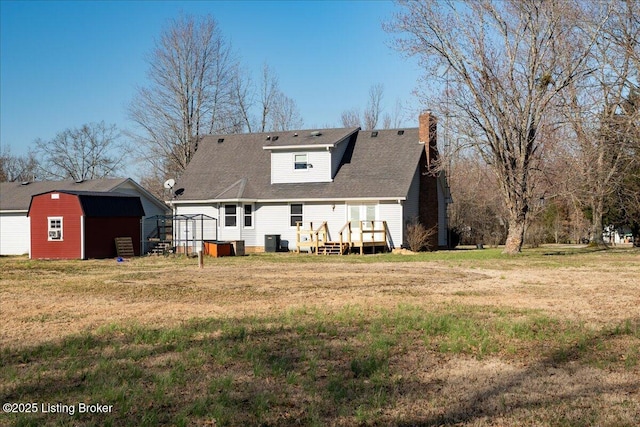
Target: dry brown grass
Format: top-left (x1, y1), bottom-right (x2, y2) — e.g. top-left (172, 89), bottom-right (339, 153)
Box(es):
top-left (1, 246), bottom-right (639, 426)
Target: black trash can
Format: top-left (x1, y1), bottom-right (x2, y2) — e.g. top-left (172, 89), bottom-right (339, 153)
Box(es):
top-left (264, 234), bottom-right (281, 253)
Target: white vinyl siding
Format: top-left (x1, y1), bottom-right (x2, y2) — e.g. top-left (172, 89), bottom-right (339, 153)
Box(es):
top-left (173, 200), bottom-right (405, 251)
top-left (0, 213), bottom-right (30, 255)
top-left (378, 202), bottom-right (403, 249)
top-left (270, 150), bottom-right (332, 183)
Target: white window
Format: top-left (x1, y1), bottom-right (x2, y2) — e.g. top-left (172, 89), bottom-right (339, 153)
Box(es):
top-left (290, 204), bottom-right (303, 227)
top-left (294, 154), bottom-right (308, 170)
top-left (224, 204), bottom-right (237, 227)
top-left (48, 217), bottom-right (63, 241)
top-left (349, 204), bottom-right (377, 228)
top-left (243, 204), bottom-right (254, 228)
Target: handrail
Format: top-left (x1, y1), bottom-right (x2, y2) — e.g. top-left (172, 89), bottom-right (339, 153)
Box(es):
top-left (298, 220), bottom-right (390, 255)
top-left (313, 221), bottom-right (328, 255)
top-left (338, 221), bottom-right (352, 255)
top-left (337, 220), bottom-right (390, 254)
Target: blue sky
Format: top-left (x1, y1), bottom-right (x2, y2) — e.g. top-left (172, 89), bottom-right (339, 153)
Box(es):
top-left (1, 0), bottom-right (423, 161)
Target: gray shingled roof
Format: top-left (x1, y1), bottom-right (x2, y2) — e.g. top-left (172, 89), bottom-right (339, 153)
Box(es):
top-left (173, 128), bottom-right (425, 202)
top-left (262, 128), bottom-right (359, 149)
top-left (0, 178), bottom-right (129, 211)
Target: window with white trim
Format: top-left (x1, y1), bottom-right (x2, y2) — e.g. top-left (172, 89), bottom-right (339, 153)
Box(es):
top-left (244, 204), bottom-right (254, 228)
top-left (224, 204), bottom-right (237, 227)
top-left (290, 203), bottom-right (303, 227)
top-left (294, 154), bottom-right (308, 170)
top-left (48, 217), bottom-right (63, 241)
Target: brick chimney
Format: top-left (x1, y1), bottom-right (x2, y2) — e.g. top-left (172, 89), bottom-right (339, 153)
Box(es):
top-left (418, 111), bottom-right (439, 249)
top-left (419, 111), bottom-right (438, 167)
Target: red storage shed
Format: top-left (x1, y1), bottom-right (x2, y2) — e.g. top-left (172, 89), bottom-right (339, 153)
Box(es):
top-left (27, 190), bottom-right (145, 259)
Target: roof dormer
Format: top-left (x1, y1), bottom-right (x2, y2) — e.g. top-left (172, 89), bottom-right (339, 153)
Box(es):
top-left (263, 128), bottom-right (359, 184)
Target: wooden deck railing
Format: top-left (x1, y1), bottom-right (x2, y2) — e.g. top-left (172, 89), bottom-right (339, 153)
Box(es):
top-left (295, 221), bottom-right (328, 253)
top-left (297, 220), bottom-right (389, 255)
top-left (337, 220), bottom-right (389, 255)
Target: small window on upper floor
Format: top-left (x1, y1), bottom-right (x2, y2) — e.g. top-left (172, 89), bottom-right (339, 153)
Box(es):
top-left (294, 154), bottom-right (308, 170)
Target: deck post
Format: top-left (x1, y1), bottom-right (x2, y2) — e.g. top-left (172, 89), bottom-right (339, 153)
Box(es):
top-left (383, 221), bottom-right (388, 252)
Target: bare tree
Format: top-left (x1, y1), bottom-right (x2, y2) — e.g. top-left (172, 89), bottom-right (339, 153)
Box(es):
top-left (563, 1), bottom-right (640, 245)
top-left (363, 83), bottom-right (384, 130)
top-left (389, 0), bottom-right (604, 253)
top-left (230, 66), bottom-right (255, 133)
top-left (34, 122), bottom-right (127, 181)
top-left (229, 63), bottom-right (303, 133)
top-left (448, 156), bottom-right (508, 247)
top-left (340, 84), bottom-right (389, 130)
top-left (129, 14), bottom-right (236, 178)
top-left (0, 147), bottom-right (39, 182)
top-left (382, 98), bottom-right (405, 129)
top-left (270, 92), bottom-right (304, 131)
top-left (258, 63), bottom-right (280, 133)
top-left (340, 108), bottom-right (362, 128)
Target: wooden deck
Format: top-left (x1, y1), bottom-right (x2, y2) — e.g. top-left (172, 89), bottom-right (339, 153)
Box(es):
top-left (296, 220), bottom-right (390, 255)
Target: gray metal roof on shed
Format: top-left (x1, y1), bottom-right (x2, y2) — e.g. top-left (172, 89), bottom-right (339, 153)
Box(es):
top-left (172, 127), bottom-right (425, 202)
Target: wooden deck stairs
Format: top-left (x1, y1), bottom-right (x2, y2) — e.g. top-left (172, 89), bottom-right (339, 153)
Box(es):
top-left (296, 220), bottom-right (390, 255)
top-left (317, 241), bottom-right (349, 255)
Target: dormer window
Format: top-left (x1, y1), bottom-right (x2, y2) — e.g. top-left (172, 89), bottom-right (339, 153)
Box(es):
top-left (294, 154), bottom-right (308, 170)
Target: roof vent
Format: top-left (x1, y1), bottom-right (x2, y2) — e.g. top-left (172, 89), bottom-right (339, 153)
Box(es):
top-left (371, 131), bottom-right (379, 137)
top-left (310, 131), bottom-right (321, 137)
top-left (217, 138), bottom-right (224, 143)
top-left (21, 181), bottom-right (30, 185)
top-left (75, 179), bottom-right (84, 184)
top-left (397, 130), bottom-right (405, 135)
top-left (294, 133), bottom-right (298, 137)
top-left (266, 135), bottom-right (271, 141)
top-left (174, 188), bottom-right (185, 197)
top-left (272, 135), bottom-right (279, 141)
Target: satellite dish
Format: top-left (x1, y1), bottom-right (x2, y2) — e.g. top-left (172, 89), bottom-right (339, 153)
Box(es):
top-left (163, 179), bottom-right (175, 189)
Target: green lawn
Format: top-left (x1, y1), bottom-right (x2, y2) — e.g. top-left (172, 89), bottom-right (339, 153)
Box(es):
top-left (1, 246), bottom-right (639, 426)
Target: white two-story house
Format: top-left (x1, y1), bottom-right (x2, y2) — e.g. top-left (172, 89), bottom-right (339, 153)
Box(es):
top-left (169, 112), bottom-right (450, 253)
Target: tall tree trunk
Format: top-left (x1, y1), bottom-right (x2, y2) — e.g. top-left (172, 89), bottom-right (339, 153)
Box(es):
top-left (504, 209), bottom-right (527, 254)
top-left (589, 199), bottom-right (605, 245)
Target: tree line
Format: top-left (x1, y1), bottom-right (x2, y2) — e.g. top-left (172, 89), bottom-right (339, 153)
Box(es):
top-left (2, 2), bottom-right (638, 253)
top-left (2, 13), bottom-right (402, 189)
top-left (388, 0), bottom-right (639, 252)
